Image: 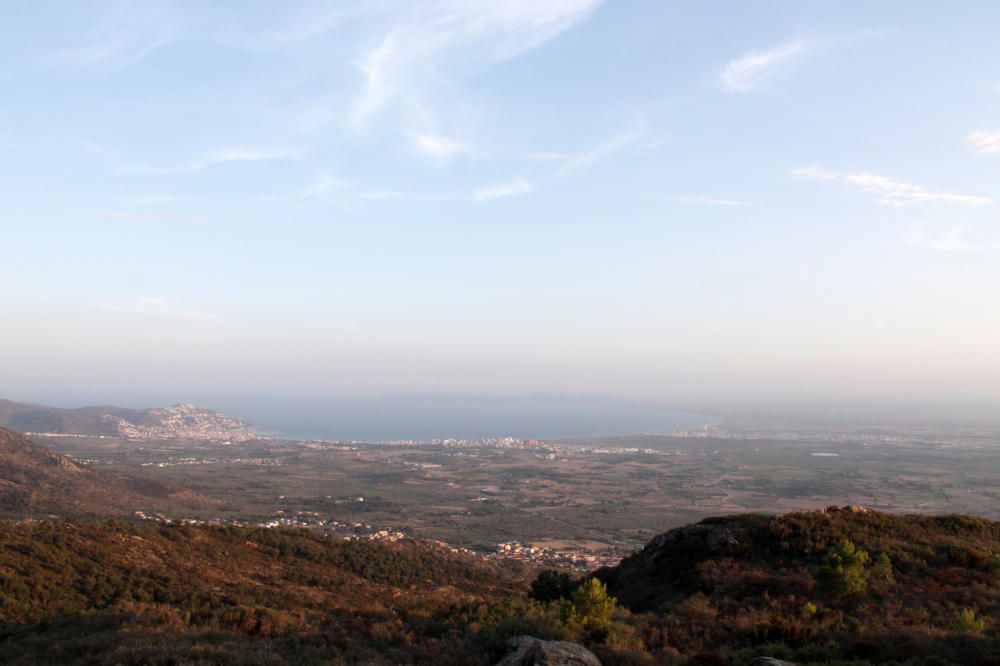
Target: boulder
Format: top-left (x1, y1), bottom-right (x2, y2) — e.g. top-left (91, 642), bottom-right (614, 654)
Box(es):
top-left (495, 636), bottom-right (601, 666)
top-left (749, 658), bottom-right (795, 666)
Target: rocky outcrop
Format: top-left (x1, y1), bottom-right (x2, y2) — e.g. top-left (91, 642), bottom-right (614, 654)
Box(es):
top-left (819, 504), bottom-right (872, 515)
top-left (495, 636), bottom-right (601, 666)
top-left (749, 658), bottom-right (795, 666)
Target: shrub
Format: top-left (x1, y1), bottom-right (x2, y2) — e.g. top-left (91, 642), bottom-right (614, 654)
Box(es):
top-left (817, 540), bottom-right (870, 598)
top-left (952, 608), bottom-right (986, 634)
top-left (870, 553), bottom-right (894, 589)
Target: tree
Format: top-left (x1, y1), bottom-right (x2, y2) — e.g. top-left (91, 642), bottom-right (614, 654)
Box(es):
top-left (817, 539), bottom-right (870, 597)
top-left (869, 552), bottom-right (894, 590)
top-left (530, 570), bottom-right (577, 602)
top-left (569, 578), bottom-right (617, 631)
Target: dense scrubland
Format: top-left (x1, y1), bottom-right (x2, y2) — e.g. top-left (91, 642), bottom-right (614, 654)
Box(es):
top-left (0, 510), bottom-right (997, 665)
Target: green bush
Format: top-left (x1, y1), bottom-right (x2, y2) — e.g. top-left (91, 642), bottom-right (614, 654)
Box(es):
top-left (952, 608), bottom-right (986, 634)
top-left (817, 540), bottom-right (870, 598)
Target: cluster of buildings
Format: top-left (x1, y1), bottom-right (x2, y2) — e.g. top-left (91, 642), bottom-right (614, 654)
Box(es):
top-left (139, 456), bottom-right (284, 468)
top-left (101, 403), bottom-right (258, 442)
top-left (488, 541), bottom-right (623, 570)
top-left (365, 437), bottom-right (547, 449)
top-left (131, 510), bottom-right (621, 571)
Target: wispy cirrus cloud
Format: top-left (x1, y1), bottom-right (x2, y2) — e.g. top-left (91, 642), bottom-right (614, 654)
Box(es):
top-left (966, 129), bottom-right (1000, 154)
top-left (531, 126), bottom-right (644, 175)
top-left (43, 1), bottom-right (175, 71)
top-left (356, 190), bottom-right (457, 202)
top-left (792, 166), bottom-right (992, 207)
top-left (99, 297), bottom-right (214, 320)
top-left (720, 39), bottom-right (809, 93)
top-left (91, 212), bottom-right (202, 223)
top-left (349, 0), bottom-right (602, 132)
top-left (124, 148), bottom-right (301, 175)
top-left (299, 173), bottom-right (350, 199)
top-left (670, 196), bottom-right (750, 207)
top-left (352, 180), bottom-right (532, 203)
top-left (410, 132), bottom-right (472, 160)
top-left (473, 180), bottom-right (533, 201)
top-left (789, 165), bottom-right (838, 181)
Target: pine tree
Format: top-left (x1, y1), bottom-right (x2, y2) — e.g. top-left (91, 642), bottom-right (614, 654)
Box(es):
top-left (817, 539), bottom-right (870, 597)
top-left (570, 578), bottom-right (617, 630)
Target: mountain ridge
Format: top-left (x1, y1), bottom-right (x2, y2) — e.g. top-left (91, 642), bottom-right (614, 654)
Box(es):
top-left (0, 427), bottom-right (213, 518)
top-left (0, 398), bottom-right (256, 441)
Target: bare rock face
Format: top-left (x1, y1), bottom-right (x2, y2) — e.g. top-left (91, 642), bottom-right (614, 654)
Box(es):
top-left (495, 636), bottom-right (601, 666)
top-left (749, 658), bottom-right (796, 666)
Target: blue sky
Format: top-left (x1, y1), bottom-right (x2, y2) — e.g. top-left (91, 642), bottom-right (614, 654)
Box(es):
top-left (2, 1), bottom-right (1000, 406)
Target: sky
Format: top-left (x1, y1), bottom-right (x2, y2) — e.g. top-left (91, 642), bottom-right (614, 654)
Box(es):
top-left (2, 0), bottom-right (1000, 409)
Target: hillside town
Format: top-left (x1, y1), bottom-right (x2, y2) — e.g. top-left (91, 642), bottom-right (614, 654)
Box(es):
top-left (103, 404), bottom-right (258, 441)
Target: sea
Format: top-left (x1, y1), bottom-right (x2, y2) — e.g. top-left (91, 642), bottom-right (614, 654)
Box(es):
top-left (214, 394), bottom-right (713, 442)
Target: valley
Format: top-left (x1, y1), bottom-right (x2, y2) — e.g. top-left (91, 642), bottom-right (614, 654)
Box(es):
top-left (31, 426), bottom-right (1000, 568)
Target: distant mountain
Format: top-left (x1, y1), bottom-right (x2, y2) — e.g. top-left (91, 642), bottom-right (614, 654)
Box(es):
top-left (0, 398), bottom-right (256, 441)
top-left (0, 427), bottom-right (211, 517)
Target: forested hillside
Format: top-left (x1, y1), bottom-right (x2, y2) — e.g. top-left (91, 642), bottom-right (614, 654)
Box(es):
top-left (0, 427), bottom-right (209, 517)
top-left (0, 509), bottom-right (997, 664)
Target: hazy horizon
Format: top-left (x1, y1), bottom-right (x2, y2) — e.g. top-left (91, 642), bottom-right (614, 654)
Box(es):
top-left (3, 1), bottom-right (1000, 405)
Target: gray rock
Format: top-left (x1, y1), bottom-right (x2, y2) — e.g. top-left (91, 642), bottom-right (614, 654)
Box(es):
top-left (749, 658), bottom-right (795, 666)
top-left (495, 636), bottom-right (602, 666)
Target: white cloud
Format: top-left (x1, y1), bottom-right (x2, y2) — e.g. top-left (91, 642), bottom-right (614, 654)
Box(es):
top-left (641, 137), bottom-right (673, 151)
top-left (353, 181), bottom-right (533, 203)
top-left (670, 197), bottom-right (750, 207)
top-left (125, 148), bottom-right (300, 175)
top-left (790, 165), bottom-right (838, 181)
top-left (844, 173), bottom-right (991, 207)
top-left (966, 129), bottom-right (1000, 154)
top-left (99, 297), bottom-right (213, 320)
top-left (93, 212), bottom-right (201, 223)
top-left (720, 39), bottom-right (809, 93)
top-left (44, 1), bottom-right (175, 71)
top-left (791, 167), bottom-right (992, 207)
top-left (356, 190), bottom-right (457, 202)
top-left (300, 173), bottom-right (349, 199)
top-left (410, 133), bottom-right (471, 160)
top-left (532, 126), bottom-right (644, 175)
top-left (349, 0), bottom-right (602, 131)
top-left (193, 149), bottom-right (298, 168)
top-left (473, 180), bottom-right (534, 201)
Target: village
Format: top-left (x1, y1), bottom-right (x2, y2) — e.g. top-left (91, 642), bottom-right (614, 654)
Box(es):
top-left (132, 508), bottom-right (623, 571)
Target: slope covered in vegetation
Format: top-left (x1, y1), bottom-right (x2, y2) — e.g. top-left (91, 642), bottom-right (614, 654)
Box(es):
top-left (0, 520), bottom-right (526, 664)
top-left (0, 509), bottom-right (997, 664)
top-left (0, 427), bottom-right (211, 518)
top-left (593, 507), bottom-right (1000, 664)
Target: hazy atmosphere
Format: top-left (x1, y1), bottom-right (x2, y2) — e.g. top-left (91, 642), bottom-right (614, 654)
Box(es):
top-left (3, 0), bottom-right (1000, 409)
top-left (3, 4), bottom-right (1000, 664)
